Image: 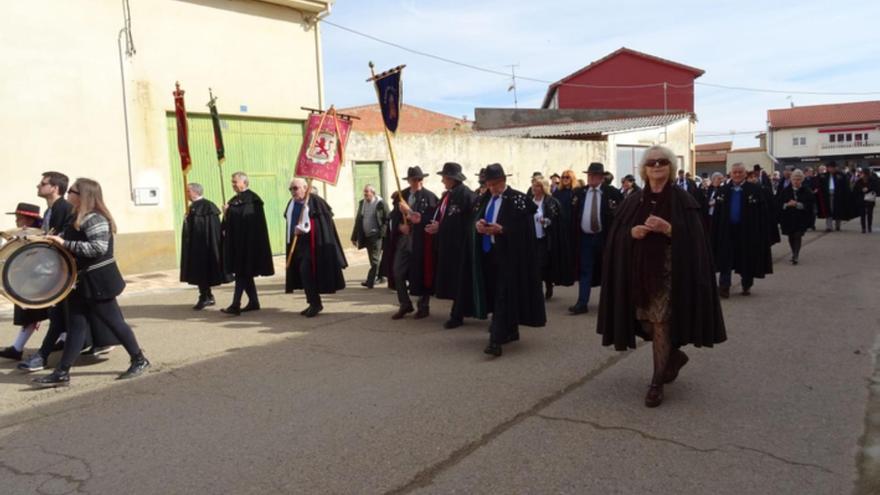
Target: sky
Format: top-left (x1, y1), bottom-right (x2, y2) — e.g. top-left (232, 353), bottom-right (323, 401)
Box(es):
top-left (321, 0), bottom-right (880, 148)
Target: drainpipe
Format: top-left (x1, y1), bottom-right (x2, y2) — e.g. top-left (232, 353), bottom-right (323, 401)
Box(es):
top-left (118, 27), bottom-right (135, 202)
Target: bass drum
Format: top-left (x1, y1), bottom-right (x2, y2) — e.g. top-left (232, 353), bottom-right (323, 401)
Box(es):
top-left (0, 237), bottom-right (77, 309)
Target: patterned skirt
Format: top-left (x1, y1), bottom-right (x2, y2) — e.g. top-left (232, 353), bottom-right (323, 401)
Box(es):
top-left (635, 245), bottom-right (672, 324)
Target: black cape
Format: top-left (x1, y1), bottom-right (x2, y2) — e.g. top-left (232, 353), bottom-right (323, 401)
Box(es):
top-left (471, 187), bottom-right (546, 327)
top-left (432, 183), bottom-right (476, 314)
top-left (535, 194), bottom-right (573, 286)
top-left (222, 189), bottom-right (275, 278)
top-left (379, 187), bottom-right (439, 296)
top-left (285, 195), bottom-right (347, 293)
top-left (778, 185), bottom-right (815, 236)
top-left (710, 181), bottom-right (774, 279)
top-left (816, 172), bottom-right (856, 220)
top-left (181, 198), bottom-right (231, 287)
top-left (598, 187), bottom-right (726, 350)
top-left (551, 187), bottom-right (577, 286)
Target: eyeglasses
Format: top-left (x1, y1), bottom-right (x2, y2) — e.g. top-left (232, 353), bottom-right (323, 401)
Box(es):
top-left (289, 186), bottom-right (299, 191)
top-left (68, 189), bottom-right (80, 195)
top-left (644, 158), bottom-right (672, 168)
top-left (562, 176), bottom-right (572, 180)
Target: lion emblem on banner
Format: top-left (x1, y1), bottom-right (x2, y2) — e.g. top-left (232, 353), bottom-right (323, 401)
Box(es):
top-left (307, 131), bottom-right (338, 164)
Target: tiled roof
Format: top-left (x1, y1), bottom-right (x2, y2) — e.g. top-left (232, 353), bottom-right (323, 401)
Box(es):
top-left (696, 141), bottom-right (732, 152)
top-left (768, 100), bottom-right (880, 129)
top-left (474, 113), bottom-right (691, 139)
top-left (337, 104), bottom-right (471, 134)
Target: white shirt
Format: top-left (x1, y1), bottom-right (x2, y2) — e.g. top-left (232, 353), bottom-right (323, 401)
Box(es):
top-left (829, 175), bottom-right (835, 193)
top-left (285, 199), bottom-right (311, 243)
top-left (533, 197), bottom-right (545, 239)
top-left (580, 187), bottom-right (602, 234)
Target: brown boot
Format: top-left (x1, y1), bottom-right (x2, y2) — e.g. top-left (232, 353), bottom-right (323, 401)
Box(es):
top-left (391, 306), bottom-right (414, 320)
top-left (663, 349), bottom-right (689, 384)
top-left (645, 383), bottom-right (664, 408)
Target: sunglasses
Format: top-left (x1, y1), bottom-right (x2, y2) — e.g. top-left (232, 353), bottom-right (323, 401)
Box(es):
top-left (68, 189), bottom-right (80, 195)
top-left (644, 158), bottom-right (672, 168)
top-left (289, 186), bottom-right (299, 191)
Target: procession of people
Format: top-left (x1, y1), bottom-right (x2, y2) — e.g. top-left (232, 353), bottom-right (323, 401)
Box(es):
top-left (2, 151), bottom-right (877, 407)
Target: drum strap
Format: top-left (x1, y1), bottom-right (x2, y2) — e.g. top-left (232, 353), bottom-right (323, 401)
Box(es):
top-left (78, 257), bottom-right (116, 276)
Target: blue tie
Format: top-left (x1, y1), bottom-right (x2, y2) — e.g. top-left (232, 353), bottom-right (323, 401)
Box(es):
top-left (482, 196), bottom-right (497, 253)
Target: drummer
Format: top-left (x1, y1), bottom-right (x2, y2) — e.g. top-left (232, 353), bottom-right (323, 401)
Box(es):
top-left (32, 178), bottom-right (150, 387)
top-left (0, 203), bottom-right (50, 361)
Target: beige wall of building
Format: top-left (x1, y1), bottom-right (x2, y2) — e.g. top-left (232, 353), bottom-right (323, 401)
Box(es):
top-left (769, 126), bottom-right (880, 159)
top-left (726, 149), bottom-right (774, 172)
top-left (607, 117), bottom-right (694, 176)
top-left (1, 0), bottom-right (328, 272)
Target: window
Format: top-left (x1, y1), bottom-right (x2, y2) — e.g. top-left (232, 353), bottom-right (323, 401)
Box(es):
top-left (830, 134), bottom-right (836, 142)
top-left (792, 136), bottom-right (806, 146)
top-left (846, 133), bottom-right (852, 142)
top-left (838, 133), bottom-right (844, 142)
top-left (855, 133), bottom-right (862, 141)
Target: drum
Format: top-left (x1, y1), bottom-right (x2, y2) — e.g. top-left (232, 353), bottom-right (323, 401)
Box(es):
top-left (0, 235), bottom-right (76, 309)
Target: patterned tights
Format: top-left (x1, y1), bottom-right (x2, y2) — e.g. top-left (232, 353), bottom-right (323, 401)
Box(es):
top-left (641, 320), bottom-right (671, 386)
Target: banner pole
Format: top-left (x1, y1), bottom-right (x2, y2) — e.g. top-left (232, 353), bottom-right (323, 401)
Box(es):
top-left (368, 61), bottom-right (406, 221)
top-left (285, 176), bottom-right (313, 270)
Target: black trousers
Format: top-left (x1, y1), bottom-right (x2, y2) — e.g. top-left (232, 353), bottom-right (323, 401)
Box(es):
top-left (787, 231), bottom-right (803, 260)
top-left (861, 202), bottom-right (875, 232)
top-left (293, 242), bottom-right (321, 307)
top-left (59, 294), bottom-right (140, 371)
top-left (198, 284), bottom-right (214, 300)
top-left (232, 276), bottom-right (258, 307)
top-left (392, 234), bottom-right (429, 311)
top-left (484, 250), bottom-right (518, 345)
top-left (37, 305), bottom-right (79, 359)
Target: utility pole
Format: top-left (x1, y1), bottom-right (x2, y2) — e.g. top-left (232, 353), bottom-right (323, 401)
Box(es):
top-left (506, 64), bottom-right (519, 109)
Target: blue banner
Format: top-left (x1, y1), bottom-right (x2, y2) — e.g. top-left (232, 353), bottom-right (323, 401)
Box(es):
top-left (375, 70), bottom-right (402, 133)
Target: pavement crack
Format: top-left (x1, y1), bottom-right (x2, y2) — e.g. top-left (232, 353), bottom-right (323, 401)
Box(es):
top-left (536, 414), bottom-right (834, 475)
top-left (383, 349), bottom-right (638, 495)
top-left (0, 445), bottom-right (92, 494)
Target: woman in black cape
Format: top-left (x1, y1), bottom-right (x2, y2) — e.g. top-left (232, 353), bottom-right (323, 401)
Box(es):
top-left (598, 145), bottom-right (726, 408)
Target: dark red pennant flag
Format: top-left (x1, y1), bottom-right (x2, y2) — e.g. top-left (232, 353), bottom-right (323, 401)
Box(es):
top-left (173, 82), bottom-right (192, 174)
top-left (207, 90), bottom-right (225, 163)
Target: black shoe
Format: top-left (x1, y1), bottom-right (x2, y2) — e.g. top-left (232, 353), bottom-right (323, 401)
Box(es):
top-left (300, 307), bottom-right (310, 316)
top-left (193, 299), bottom-right (208, 310)
top-left (303, 305), bottom-right (323, 318)
top-left (483, 343), bottom-right (502, 357)
top-left (32, 369), bottom-right (70, 388)
top-left (241, 303), bottom-right (260, 313)
top-left (0, 346), bottom-right (22, 361)
top-left (568, 304), bottom-right (588, 315)
top-left (719, 286), bottom-right (730, 299)
top-left (221, 305), bottom-right (241, 316)
top-left (118, 358), bottom-right (151, 380)
top-left (361, 280), bottom-right (374, 289)
top-left (443, 318), bottom-right (463, 329)
top-left (741, 287), bottom-right (751, 296)
top-left (413, 308), bottom-right (430, 319)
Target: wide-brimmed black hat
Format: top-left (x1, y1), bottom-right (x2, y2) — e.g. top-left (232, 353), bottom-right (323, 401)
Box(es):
top-left (475, 168), bottom-right (487, 184)
top-left (406, 166), bottom-right (429, 180)
top-left (6, 202), bottom-right (40, 218)
top-left (584, 162), bottom-right (605, 175)
top-left (483, 163), bottom-right (511, 181)
top-left (437, 162), bottom-right (467, 182)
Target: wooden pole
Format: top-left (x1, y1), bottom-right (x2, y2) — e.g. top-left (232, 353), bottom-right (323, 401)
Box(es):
top-left (285, 177), bottom-right (313, 270)
top-left (183, 172), bottom-right (191, 215)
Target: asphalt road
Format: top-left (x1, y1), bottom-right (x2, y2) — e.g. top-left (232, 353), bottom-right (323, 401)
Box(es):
top-left (0, 222), bottom-right (877, 494)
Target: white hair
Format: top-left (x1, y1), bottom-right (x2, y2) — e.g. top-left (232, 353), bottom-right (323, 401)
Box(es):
top-left (232, 172), bottom-right (249, 185)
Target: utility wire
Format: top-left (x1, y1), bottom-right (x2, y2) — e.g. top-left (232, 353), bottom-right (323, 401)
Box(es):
top-left (321, 19), bottom-right (880, 96)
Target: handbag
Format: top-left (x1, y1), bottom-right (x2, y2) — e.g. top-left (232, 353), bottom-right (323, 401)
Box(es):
top-left (865, 191), bottom-right (877, 203)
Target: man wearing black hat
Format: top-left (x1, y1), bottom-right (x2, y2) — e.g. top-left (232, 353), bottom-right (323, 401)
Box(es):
top-left (473, 163), bottom-right (546, 357)
top-left (380, 167), bottom-right (438, 320)
top-left (549, 173), bottom-right (561, 194)
top-left (570, 162), bottom-right (622, 314)
top-left (425, 162), bottom-right (476, 329)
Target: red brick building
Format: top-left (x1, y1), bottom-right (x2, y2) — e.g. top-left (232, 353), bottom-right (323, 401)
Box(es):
top-left (338, 104), bottom-right (472, 134)
top-left (541, 47), bottom-right (704, 114)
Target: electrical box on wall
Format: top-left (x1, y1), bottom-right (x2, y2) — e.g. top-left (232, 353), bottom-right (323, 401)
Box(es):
top-left (134, 187), bottom-right (159, 206)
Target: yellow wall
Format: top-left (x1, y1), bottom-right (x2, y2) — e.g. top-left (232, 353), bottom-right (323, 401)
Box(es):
top-left (1, 0), bottom-right (324, 248)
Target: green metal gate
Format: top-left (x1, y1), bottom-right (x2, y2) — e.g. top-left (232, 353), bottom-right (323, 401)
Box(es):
top-left (352, 161), bottom-right (385, 209)
top-left (167, 114), bottom-right (304, 261)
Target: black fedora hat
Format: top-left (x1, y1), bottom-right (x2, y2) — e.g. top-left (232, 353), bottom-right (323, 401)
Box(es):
top-left (483, 163), bottom-right (511, 182)
top-left (405, 166), bottom-right (429, 180)
top-left (6, 202), bottom-right (40, 218)
top-left (475, 168), bottom-right (487, 184)
top-left (584, 162), bottom-right (605, 175)
top-left (437, 162), bottom-right (467, 182)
